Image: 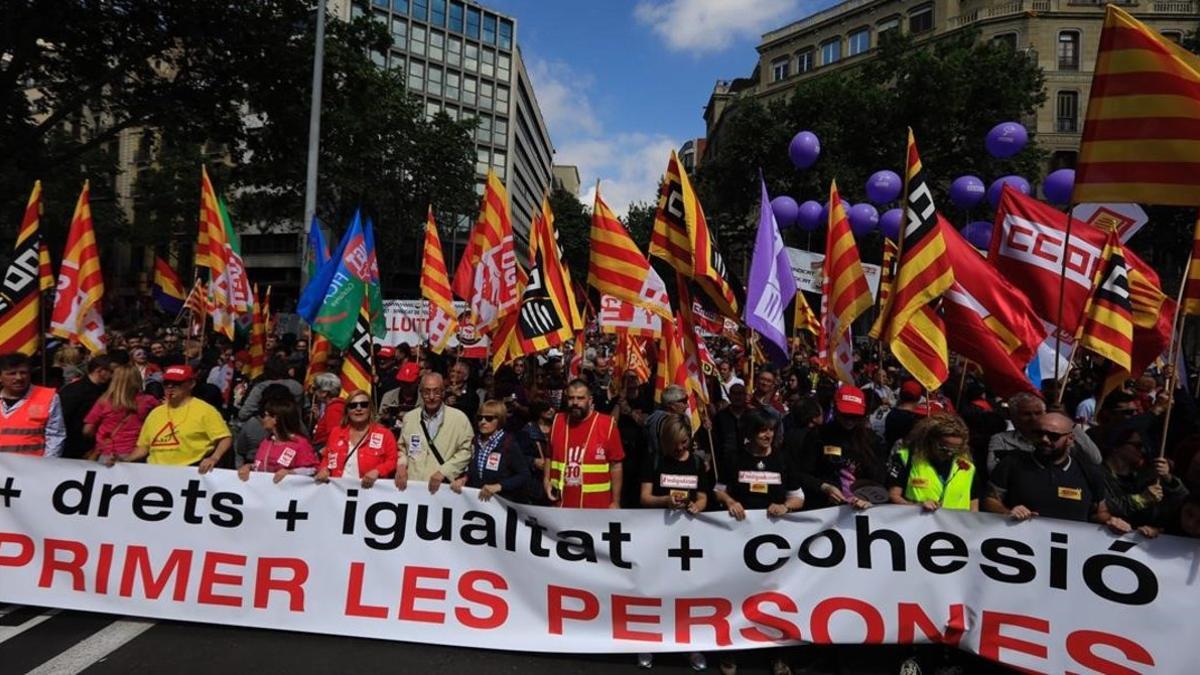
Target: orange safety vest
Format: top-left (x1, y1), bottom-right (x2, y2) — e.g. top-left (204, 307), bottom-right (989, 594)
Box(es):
top-left (549, 412), bottom-right (615, 508)
top-left (0, 386), bottom-right (55, 456)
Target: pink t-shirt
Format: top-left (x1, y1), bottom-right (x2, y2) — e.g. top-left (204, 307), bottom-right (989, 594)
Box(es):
top-left (253, 435), bottom-right (319, 474)
top-left (84, 394), bottom-right (158, 457)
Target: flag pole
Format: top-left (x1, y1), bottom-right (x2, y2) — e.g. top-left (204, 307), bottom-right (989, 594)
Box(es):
top-left (1052, 204), bottom-right (1079, 387)
top-left (40, 287), bottom-right (49, 385)
top-left (300, 0), bottom-right (327, 292)
top-left (1156, 233), bottom-right (1193, 459)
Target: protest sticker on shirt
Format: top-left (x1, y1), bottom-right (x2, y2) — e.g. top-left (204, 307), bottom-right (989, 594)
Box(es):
top-left (369, 433), bottom-right (384, 450)
top-left (408, 434), bottom-right (422, 456)
top-left (659, 474), bottom-right (699, 490)
top-left (277, 447), bottom-right (295, 468)
top-left (485, 452), bottom-right (502, 471)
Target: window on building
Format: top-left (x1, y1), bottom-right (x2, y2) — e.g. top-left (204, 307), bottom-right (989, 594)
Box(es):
top-left (1057, 31), bottom-right (1080, 70)
top-left (477, 148), bottom-right (489, 175)
top-left (412, 0), bottom-right (428, 21)
top-left (371, 50), bottom-right (387, 68)
top-left (408, 60), bottom-right (425, 91)
top-left (495, 85), bottom-right (509, 113)
top-left (449, 2), bottom-right (464, 32)
top-left (476, 115), bottom-right (492, 142)
top-left (494, 117), bottom-right (507, 145)
top-left (821, 38), bottom-right (841, 65)
top-left (426, 100), bottom-right (441, 119)
top-left (372, 0), bottom-right (388, 8)
top-left (877, 16), bottom-right (900, 41)
top-left (771, 57), bottom-right (790, 82)
top-left (373, 10), bottom-right (389, 29)
top-left (483, 14), bottom-right (497, 44)
top-left (465, 42), bottom-right (479, 71)
top-left (392, 0), bottom-right (409, 13)
top-left (351, 2), bottom-right (365, 20)
top-left (1050, 151), bottom-right (1077, 171)
top-left (480, 81), bottom-right (493, 110)
top-left (796, 49), bottom-right (814, 73)
top-left (462, 75), bottom-right (477, 104)
top-left (445, 105), bottom-right (459, 120)
top-left (848, 28), bottom-right (870, 56)
top-left (909, 5), bottom-right (934, 34)
top-left (430, 0), bottom-right (446, 26)
top-left (499, 20), bottom-right (513, 50)
top-left (466, 6), bottom-right (481, 39)
top-left (447, 36), bottom-right (462, 66)
top-left (1056, 90), bottom-right (1079, 132)
top-left (446, 70), bottom-right (460, 100)
top-left (428, 64), bottom-right (443, 96)
top-left (389, 55), bottom-right (404, 77)
top-left (411, 25), bottom-right (426, 56)
top-left (429, 31), bottom-right (444, 61)
top-left (392, 17), bottom-right (408, 50)
top-left (498, 53), bottom-right (511, 81)
top-left (493, 150), bottom-right (506, 179)
top-left (481, 47), bottom-right (495, 78)
top-left (991, 32), bottom-right (1017, 51)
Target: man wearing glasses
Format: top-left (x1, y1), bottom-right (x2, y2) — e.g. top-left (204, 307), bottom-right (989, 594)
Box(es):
top-left (395, 372), bottom-right (473, 493)
top-left (124, 365), bottom-right (231, 470)
top-left (987, 392), bottom-right (1101, 472)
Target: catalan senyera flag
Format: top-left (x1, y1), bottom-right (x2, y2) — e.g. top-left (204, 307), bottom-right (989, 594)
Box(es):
top-left (182, 279), bottom-right (208, 338)
top-left (869, 238), bottom-right (900, 338)
top-left (0, 182), bottom-right (46, 355)
top-left (452, 170), bottom-right (519, 332)
top-left (49, 182), bottom-right (107, 353)
top-left (655, 315), bottom-right (701, 431)
top-left (1101, 250), bottom-right (1172, 398)
top-left (649, 150), bottom-right (739, 318)
top-left (504, 195), bottom-right (580, 356)
top-left (1072, 5), bottom-right (1200, 206)
top-left (793, 292), bottom-right (820, 337)
top-left (247, 284), bottom-right (267, 380)
top-left (1080, 235), bottom-right (1135, 373)
top-left (197, 173), bottom-right (234, 339)
top-left (878, 130), bottom-right (954, 390)
top-left (1183, 214), bottom-right (1200, 316)
top-left (197, 166), bottom-right (220, 269)
top-left (421, 207), bottom-right (459, 354)
top-left (588, 185), bottom-right (671, 319)
top-left (38, 241), bottom-right (53, 292)
top-left (676, 274), bottom-right (710, 410)
top-left (819, 181), bottom-right (873, 384)
top-left (152, 256), bottom-right (187, 314)
top-left (305, 334), bottom-right (331, 388)
top-left (340, 298), bottom-right (375, 397)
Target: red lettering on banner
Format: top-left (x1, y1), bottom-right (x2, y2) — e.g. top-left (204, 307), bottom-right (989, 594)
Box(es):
top-left (95, 543), bottom-right (113, 595)
top-left (345, 561), bottom-right (388, 618)
top-left (197, 551), bottom-right (246, 607)
top-left (547, 585), bottom-right (599, 635)
top-left (740, 592), bottom-right (802, 643)
top-left (0, 532), bottom-right (34, 567)
top-left (1065, 630), bottom-right (1154, 675)
top-left (38, 538), bottom-right (88, 591)
top-left (979, 611), bottom-right (1049, 675)
top-left (253, 557), bottom-right (308, 612)
top-left (399, 566), bottom-right (449, 624)
top-left (810, 597), bottom-right (885, 645)
top-left (897, 602), bottom-right (965, 647)
top-left (612, 595), bottom-right (663, 643)
top-left (455, 570), bottom-right (508, 629)
top-left (674, 598), bottom-right (732, 647)
top-left (119, 546), bottom-right (192, 602)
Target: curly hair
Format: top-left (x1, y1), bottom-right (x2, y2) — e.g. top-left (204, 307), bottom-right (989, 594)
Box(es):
top-left (905, 413), bottom-right (971, 462)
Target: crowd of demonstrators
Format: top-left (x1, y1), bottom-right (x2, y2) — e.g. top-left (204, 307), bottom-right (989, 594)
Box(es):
top-left (4, 320), bottom-right (1200, 674)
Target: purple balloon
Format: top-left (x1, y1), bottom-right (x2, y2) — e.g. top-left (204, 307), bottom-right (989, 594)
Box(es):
top-left (879, 208), bottom-right (903, 241)
top-left (949, 175), bottom-right (986, 210)
top-left (788, 131), bottom-right (821, 170)
top-left (962, 221), bottom-right (993, 250)
top-left (797, 200), bottom-right (823, 231)
top-left (987, 175), bottom-right (1031, 208)
top-left (985, 122), bottom-right (1028, 159)
top-left (848, 203), bottom-right (880, 236)
top-left (770, 196), bottom-right (799, 228)
top-left (865, 170), bottom-right (902, 205)
top-left (820, 199), bottom-right (851, 228)
top-left (1042, 169), bottom-right (1076, 205)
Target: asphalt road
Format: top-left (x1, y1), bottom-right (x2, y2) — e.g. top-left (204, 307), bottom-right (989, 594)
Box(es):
top-left (0, 603), bottom-right (1016, 674)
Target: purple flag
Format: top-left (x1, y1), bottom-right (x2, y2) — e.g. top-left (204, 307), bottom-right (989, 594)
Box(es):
top-left (744, 175), bottom-right (797, 365)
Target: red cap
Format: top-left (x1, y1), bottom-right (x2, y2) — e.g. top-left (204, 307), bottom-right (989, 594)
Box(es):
top-left (900, 380), bottom-right (924, 400)
top-left (163, 365), bottom-right (194, 383)
top-left (235, 350), bottom-right (251, 362)
top-left (396, 362), bottom-right (420, 383)
top-left (835, 385), bottom-right (867, 416)
top-left (379, 347), bottom-right (396, 359)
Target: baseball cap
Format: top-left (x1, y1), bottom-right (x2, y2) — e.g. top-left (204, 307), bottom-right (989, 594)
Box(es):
top-left (835, 385), bottom-right (867, 416)
top-left (379, 347), bottom-right (396, 359)
top-left (163, 365), bottom-right (194, 383)
top-left (900, 379), bottom-right (924, 400)
top-left (396, 362), bottom-right (420, 383)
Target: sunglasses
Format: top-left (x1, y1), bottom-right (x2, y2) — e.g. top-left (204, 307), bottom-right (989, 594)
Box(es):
top-left (347, 401), bottom-right (371, 410)
top-left (478, 414), bottom-right (498, 422)
top-left (1037, 430), bottom-right (1071, 442)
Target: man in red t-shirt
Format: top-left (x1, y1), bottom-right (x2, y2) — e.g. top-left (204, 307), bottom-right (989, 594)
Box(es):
top-left (545, 379), bottom-right (624, 509)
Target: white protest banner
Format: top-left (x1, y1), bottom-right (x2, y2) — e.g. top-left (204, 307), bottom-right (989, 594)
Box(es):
top-left (1075, 203), bottom-right (1148, 244)
top-left (598, 295), bottom-right (662, 337)
top-left (0, 455), bottom-right (1196, 673)
top-left (382, 299), bottom-right (468, 347)
top-left (785, 248), bottom-right (881, 298)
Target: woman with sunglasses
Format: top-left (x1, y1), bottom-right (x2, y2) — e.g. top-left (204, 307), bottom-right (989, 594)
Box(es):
top-left (316, 390), bottom-right (397, 488)
top-left (887, 413), bottom-right (978, 512)
top-left (451, 400), bottom-right (530, 502)
top-left (238, 397), bottom-right (318, 484)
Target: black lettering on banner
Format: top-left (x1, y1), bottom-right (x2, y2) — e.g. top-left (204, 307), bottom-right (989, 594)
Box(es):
top-left (556, 530), bottom-right (597, 563)
top-left (364, 502), bottom-right (408, 550)
top-left (601, 522), bottom-right (633, 570)
top-left (132, 486), bottom-right (173, 522)
top-left (1050, 531), bottom-right (1069, 590)
top-left (855, 514), bottom-right (906, 571)
top-left (52, 471), bottom-right (96, 515)
top-left (415, 505), bottom-right (453, 542)
top-left (179, 480), bottom-right (207, 525)
top-left (525, 517), bottom-right (552, 558)
top-left (979, 538), bottom-right (1036, 584)
top-left (744, 534), bottom-right (790, 573)
top-left (916, 532), bottom-right (968, 574)
top-left (97, 482), bottom-right (130, 516)
top-left (1082, 540), bottom-right (1158, 606)
top-left (209, 492), bottom-right (243, 528)
top-left (461, 511), bottom-right (498, 547)
top-left (797, 530), bottom-right (846, 568)
top-left (342, 489), bottom-right (359, 535)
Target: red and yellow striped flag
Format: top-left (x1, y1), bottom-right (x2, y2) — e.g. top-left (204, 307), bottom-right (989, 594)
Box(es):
top-left (1183, 214), bottom-right (1200, 316)
top-left (0, 182), bottom-right (46, 355)
top-left (589, 185), bottom-right (671, 318)
top-left (340, 298), bottom-right (374, 397)
top-left (877, 131), bottom-right (954, 390)
top-left (247, 284), bottom-right (267, 379)
top-left (793, 291), bottom-right (820, 337)
top-left (421, 206), bottom-right (458, 353)
top-left (49, 182), bottom-right (107, 353)
top-left (819, 181), bottom-right (873, 384)
top-left (868, 238), bottom-right (899, 339)
top-left (38, 241), bottom-right (53, 292)
top-left (654, 315), bottom-right (701, 431)
top-left (1072, 5), bottom-right (1200, 206)
top-left (1080, 236), bottom-right (1135, 373)
top-left (305, 334), bottom-right (331, 388)
top-left (197, 166), bottom-right (234, 338)
top-left (197, 166), bottom-right (220, 268)
top-left (452, 170), bottom-right (519, 332)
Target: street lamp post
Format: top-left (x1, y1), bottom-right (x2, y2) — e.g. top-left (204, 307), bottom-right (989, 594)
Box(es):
top-left (300, 0), bottom-right (327, 289)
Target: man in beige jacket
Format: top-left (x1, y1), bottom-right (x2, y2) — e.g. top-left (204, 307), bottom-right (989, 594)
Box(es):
top-left (395, 372), bottom-right (474, 493)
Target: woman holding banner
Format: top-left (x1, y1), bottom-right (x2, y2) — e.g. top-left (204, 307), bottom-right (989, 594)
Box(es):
top-left (886, 414), bottom-right (978, 512)
top-left (238, 397), bottom-right (319, 483)
top-left (316, 390), bottom-right (397, 488)
top-left (450, 399), bottom-right (530, 502)
top-left (85, 365), bottom-right (157, 464)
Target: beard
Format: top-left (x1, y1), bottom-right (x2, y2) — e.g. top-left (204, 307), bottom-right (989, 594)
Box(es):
top-left (568, 405), bottom-right (588, 422)
top-left (1034, 442), bottom-right (1067, 463)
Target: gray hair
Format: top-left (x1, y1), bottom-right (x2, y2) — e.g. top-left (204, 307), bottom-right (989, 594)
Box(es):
top-left (1007, 391), bottom-right (1045, 416)
top-left (312, 372), bottom-right (341, 394)
top-left (661, 384), bottom-right (687, 405)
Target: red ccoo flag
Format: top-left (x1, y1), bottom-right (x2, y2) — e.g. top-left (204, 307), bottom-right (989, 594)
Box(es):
top-left (50, 182), bottom-right (107, 353)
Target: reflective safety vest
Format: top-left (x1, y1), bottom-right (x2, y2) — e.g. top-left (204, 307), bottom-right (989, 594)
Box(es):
top-left (0, 386), bottom-right (55, 456)
top-left (897, 447), bottom-right (975, 510)
top-left (549, 412), bottom-right (615, 508)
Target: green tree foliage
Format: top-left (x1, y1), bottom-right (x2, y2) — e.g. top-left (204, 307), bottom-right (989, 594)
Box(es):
top-left (696, 30), bottom-right (1047, 263)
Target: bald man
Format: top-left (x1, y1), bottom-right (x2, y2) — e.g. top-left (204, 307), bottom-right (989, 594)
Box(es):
top-left (396, 372), bottom-right (474, 493)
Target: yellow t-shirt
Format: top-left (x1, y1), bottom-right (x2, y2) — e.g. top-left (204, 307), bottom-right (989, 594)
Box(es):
top-left (137, 398), bottom-right (231, 466)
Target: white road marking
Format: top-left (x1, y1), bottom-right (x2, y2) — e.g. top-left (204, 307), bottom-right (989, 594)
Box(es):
top-left (0, 609), bottom-right (59, 644)
top-left (24, 618), bottom-right (155, 675)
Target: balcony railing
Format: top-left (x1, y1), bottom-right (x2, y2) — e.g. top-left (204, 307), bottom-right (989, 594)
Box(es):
top-left (952, 0), bottom-right (1196, 27)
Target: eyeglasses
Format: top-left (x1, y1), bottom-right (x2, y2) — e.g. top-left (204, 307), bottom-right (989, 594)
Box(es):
top-left (163, 382), bottom-right (182, 389)
top-left (478, 414), bottom-right (498, 422)
top-left (420, 388), bottom-right (444, 396)
top-left (1037, 430), bottom-right (1071, 442)
top-left (347, 401), bottom-right (371, 410)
